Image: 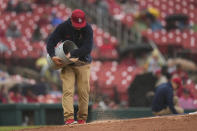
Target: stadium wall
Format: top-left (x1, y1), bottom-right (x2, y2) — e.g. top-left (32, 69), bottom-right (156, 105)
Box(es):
top-left (0, 104), bottom-right (195, 126)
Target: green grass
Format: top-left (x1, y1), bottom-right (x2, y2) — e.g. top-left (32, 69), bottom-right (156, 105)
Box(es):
top-left (0, 126), bottom-right (40, 131)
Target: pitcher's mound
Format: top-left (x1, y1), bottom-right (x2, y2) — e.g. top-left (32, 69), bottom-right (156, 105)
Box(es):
top-left (19, 113), bottom-right (197, 131)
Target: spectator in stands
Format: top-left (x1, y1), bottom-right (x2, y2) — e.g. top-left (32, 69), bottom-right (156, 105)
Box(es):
top-left (0, 86), bottom-right (7, 103)
top-left (152, 77), bottom-right (184, 116)
top-left (161, 65), bottom-right (172, 81)
top-left (99, 94), bottom-right (119, 110)
top-left (108, 99), bottom-right (118, 109)
top-left (15, 0), bottom-right (32, 13)
top-left (8, 85), bottom-right (23, 103)
top-left (171, 64), bottom-right (190, 98)
top-left (33, 77), bottom-right (48, 96)
top-left (35, 56), bottom-right (48, 75)
top-left (136, 7), bottom-right (162, 31)
top-left (146, 8), bottom-right (162, 31)
top-left (24, 88), bottom-right (38, 103)
top-left (172, 64), bottom-right (188, 84)
top-left (5, 0), bottom-right (15, 12)
top-left (97, 95), bottom-right (109, 110)
top-left (92, 96), bottom-right (101, 109)
top-left (167, 59), bottom-right (177, 74)
top-left (119, 101), bottom-right (129, 109)
top-left (50, 12), bottom-right (63, 27)
top-left (6, 22), bottom-right (21, 38)
top-left (178, 88), bottom-right (195, 109)
top-left (31, 25), bottom-right (43, 42)
top-left (165, 14), bottom-right (189, 31)
top-left (35, 56), bottom-right (60, 85)
top-left (102, 38), bottom-right (115, 50)
top-left (146, 53), bottom-right (161, 73)
top-left (154, 69), bottom-right (168, 87)
top-left (49, 83), bottom-right (62, 97)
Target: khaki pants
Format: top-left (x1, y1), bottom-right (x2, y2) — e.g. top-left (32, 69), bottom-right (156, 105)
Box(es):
top-left (153, 106), bottom-right (184, 116)
top-left (60, 64), bottom-right (91, 121)
top-left (153, 96), bottom-right (184, 116)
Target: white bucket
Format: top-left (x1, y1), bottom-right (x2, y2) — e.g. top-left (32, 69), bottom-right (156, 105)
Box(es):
top-left (47, 40), bottom-right (78, 70)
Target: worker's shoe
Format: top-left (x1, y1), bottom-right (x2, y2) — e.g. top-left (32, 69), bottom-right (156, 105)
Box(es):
top-left (77, 120), bottom-right (86, 124)
top-left (65, 119), bottom-right (77, 125)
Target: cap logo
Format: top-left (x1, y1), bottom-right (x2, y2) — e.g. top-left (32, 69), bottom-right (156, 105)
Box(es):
top-left (78, 18), bottom-right (82, 23)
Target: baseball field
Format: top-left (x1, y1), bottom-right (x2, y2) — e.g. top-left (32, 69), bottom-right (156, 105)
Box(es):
top-left (15, 113), bottom-right (197, 131)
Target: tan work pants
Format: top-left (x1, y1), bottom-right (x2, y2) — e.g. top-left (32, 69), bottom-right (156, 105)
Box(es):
top-left (153, 106), bottom-right (184, 116)
top-left (60, 64), bottom-right (91, 121)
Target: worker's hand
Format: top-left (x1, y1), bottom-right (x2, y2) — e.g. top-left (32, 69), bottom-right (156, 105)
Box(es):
top-left (66, 52), bottom-right (71, 58)
top-left (69, 58), bottom-right (79, 62)
top-left (66, 52), bottom-right (79, 63)
top-left (52, 56), bottom-right (63, 66)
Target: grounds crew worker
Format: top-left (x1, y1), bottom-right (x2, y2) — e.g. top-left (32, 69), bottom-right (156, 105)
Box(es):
top-left (152, 77), bottom-right (184, 116)
top-left (46, 9), bottom-right (93, 124)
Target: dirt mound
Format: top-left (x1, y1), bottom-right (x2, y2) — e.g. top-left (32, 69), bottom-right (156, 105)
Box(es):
top-left (19, 113), bottom-right (197, 131)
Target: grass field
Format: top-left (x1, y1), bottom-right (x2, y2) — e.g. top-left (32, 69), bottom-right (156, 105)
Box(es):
top-left (0, 126), bottom-right (40, 131)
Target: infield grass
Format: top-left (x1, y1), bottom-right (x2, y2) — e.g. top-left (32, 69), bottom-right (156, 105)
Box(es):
top-left (0, 126), bottom-right (41, 131)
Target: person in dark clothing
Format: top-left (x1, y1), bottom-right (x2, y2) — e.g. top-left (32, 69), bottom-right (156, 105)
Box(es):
top-left (24, 88), bottom-right (38, 103)
top-left (15, 0), bottom-right (32, 13)
top-left (50, 12), bottom-right (63, 27)
top-left (6, 22), bottom-right (21, 38)
top-left (47, 11), bottom-right (93, 64)
top-left (46, 9), bottom-right (93, 125)
top-left (5, 0), bottom-right (15, 12)
top-left (31, 25), bottom-right (43, 42)
top-left (152, 77), bottom-right (184, 116)
top-left (165, 14), bottom-right (189, 31)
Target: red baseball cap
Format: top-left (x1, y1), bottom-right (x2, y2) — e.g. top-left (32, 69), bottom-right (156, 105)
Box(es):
top-left (71, 9), bottom-right (86, 28)
top-left (155, 69), bottom-right (161, 75)
top-left (172, 77), bottom-right (182, 88)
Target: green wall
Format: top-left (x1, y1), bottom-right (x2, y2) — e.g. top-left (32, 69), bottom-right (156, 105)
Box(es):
top-left (0, 104), bottom-right (196, 125)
